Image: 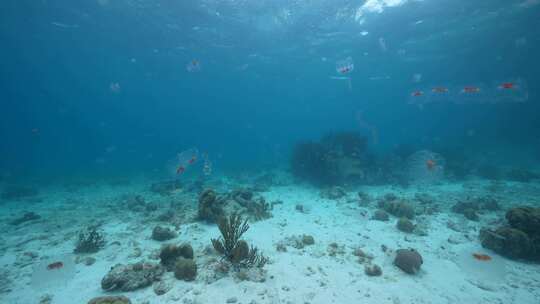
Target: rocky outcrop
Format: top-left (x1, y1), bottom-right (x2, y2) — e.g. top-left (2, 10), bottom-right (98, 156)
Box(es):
top-left (101, 262), bottom-right (164, 292)
top-left (480, 206), bottom-right (540, 261)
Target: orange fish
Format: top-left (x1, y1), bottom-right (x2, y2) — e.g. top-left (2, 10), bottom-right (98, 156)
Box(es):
top-left (499, 82), bottom-right (515, 89)
top-left (47, 261), bottom-right (64, 270)
top-left (472, 253), bottom-right (492, 261)
top-left (432, 87), bottom-right (449, 93)
top-left (426, 159), bottom-right (436, 170)
top-left (462, 86), bottom-right (480, 93)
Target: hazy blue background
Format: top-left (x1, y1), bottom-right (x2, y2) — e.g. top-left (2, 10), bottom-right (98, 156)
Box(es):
top-left (1, 0), bottom-right (539, 182)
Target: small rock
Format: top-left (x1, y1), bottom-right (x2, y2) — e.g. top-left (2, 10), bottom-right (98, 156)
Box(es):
top-left (153, 280), bottom-right (172, 295)
top-left (174, 258), bottom-right (197, 281)
top-left (39, 294), bottom-right (53, 304)
top-left (371, 210), bottom-right (389, 221)
top-left (364, 264), bottom-right (382, 276)
top-left (152, 226), bottom-right (177, 241)
top-left (226, 297), bottom-right (238, 303)
top-left (302, 235), bottom-right (315, 245)
top-left (83, 257), bottom-right (96, 266)
top-left (396, 218), bottom-right (415, 233)
top-left (101, 262), bottom-right (164, 291)
top-left (87, 296), bottom-right (131, 304)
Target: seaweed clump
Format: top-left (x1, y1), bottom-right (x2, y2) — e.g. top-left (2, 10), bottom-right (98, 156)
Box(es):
top-left (211, 213), bottom-right (267, 268)
top-left (290, 131), bottom-right (368, 186)
top-left (74, 226), bottom-right (106, 253)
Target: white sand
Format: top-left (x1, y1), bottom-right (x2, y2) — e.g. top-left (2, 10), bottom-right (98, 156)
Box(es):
top-left (1, 177), bottom-right (540, 304)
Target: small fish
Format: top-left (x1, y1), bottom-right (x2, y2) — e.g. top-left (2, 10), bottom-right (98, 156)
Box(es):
top-left (472, 253), bottom-right (492, 261)
top-left (47, 261), bottom-right (64, 270)
top-left (411, 90), bottom-right (424, 97)
top-left (432, 87), bottom-right (449, 93)
top-left (426, 159), bottom-right (436, 170)
top-left (188, 156), bottom-right (197, 164)
top-left (499, 82), bottom-right (515, 89)
top-left (462, 86), bottom-right (480, 93)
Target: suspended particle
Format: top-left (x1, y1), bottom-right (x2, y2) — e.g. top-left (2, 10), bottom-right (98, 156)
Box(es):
top-left (378, 37), bottom-right (387, 52)
top-left (335, 57), bottom-right (354, 75)
top-left (186, 59), bottom-right (201, 72)
top-left (109, 82), bottom-right (121, 93)
top-left (202, 153), bottom-right (212, 176)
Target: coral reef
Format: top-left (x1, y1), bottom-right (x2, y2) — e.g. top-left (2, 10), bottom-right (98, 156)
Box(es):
top-left (211, 213), bottom-right (268, 268)
top-left (198, 189), bottom-right (223, 222)
top-left (396, 218), bottom-right (415, 233)
top-left (74, 227), bottom-right (106, 254)
top-left (101, 262), bottom-right (164, 291)
top-left (87, 296), bottom-right (131, 304)
top-left (174, 258), bottom-right (197, 281)
top-left (198, 188), bottom-right (273, 223)
top-left (151, 226), bottom-right (177, 241)
top-left (394, 249), bottom-right (423, 274)
top-left (159, 243), bottom-right (194, 270)
top-left (371, 210), bottom-right (389, 221)
top-left (290, 132), bottom-right (368, 186)
top-left (451, 196), bottom-right (500, 221)
top-left (377, 196), bottom-right (415, 220)
top-left (480, 206), bottom-right (540, 261)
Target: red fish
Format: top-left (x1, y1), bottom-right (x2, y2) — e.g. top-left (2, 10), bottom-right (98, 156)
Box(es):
top-left (47, 261), bottom-right (64, 270)
top-left (176, 166), bottom-right (185, 175)
top-left (499, 82), bottom-right (515, 89)
top-left (426, 159), bottom-right (436, 170)
top-left (411, 90), bottom-right (424, 97)
top-left (432, 87), bottom-right (449, 93)
top-left (472, 253), bottom-right (492, 261)
top-left (462, 86), bottom-right (480, 93)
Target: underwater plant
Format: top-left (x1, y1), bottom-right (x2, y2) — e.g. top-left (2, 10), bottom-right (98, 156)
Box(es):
top-left (211, 213), bottom-right (267, 268)
top-left (74, 226), bottom-right (106, 253)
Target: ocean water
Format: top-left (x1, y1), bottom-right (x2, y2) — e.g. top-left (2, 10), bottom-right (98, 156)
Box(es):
top-left (1, 1), bottom-right (540, 303)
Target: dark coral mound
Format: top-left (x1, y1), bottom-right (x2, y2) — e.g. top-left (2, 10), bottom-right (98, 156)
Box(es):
top-left (480, 206), bottom-right (540, 261)
top-left (291, 131), bottom-right (368, 186)
top-left (394, 249), bottom-right (423, 274)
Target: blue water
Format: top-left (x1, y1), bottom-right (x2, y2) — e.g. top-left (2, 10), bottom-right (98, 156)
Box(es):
top-left (1, 0), bottom-right (539, 181)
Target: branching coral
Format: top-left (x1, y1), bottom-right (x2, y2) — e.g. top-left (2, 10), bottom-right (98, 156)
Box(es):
top-left (211, 213), bottom-right (267, 268)
top-left (74, 226), bottom-right (106, 253)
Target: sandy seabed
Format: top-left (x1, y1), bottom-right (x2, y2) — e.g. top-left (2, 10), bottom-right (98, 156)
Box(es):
top-left (1, 174), bottom-right (539, 304)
